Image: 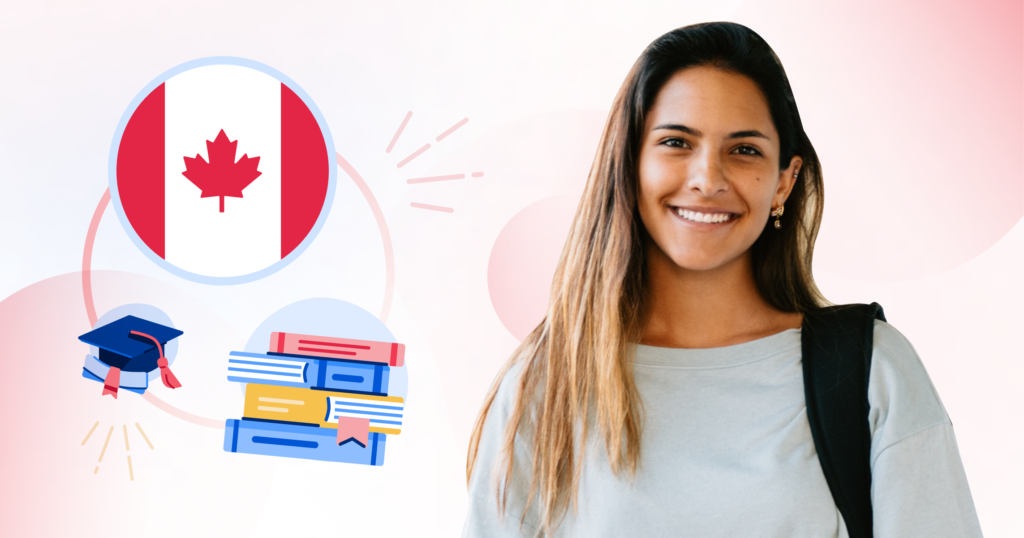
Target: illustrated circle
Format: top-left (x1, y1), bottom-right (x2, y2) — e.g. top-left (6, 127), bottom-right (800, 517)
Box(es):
top-left (488, 195), bottom-right (578, 341)
top-left (108, 57), bottom-right (337, 284)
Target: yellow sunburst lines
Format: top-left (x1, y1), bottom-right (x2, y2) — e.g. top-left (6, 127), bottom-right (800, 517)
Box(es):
top-left (124, 425), bottom-right (133, 482)
top-left (92, 425), bottom-right (114, 474)
top-left (98, 426), bottom-right (114, 463)
top-left (136, 422), bottom-right (154, 449)
top-left (81, 421), bottom-right (99, 446)
top-left (81, 420), bottom-right (155, 480)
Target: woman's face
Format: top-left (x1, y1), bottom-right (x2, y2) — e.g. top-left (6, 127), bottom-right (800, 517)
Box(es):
top-left (637, 66), bottom-right (801, 272)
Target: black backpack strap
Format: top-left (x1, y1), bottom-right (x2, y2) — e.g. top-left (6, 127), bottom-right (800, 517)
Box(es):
top-left (801, 302), bottom-right (885, 538)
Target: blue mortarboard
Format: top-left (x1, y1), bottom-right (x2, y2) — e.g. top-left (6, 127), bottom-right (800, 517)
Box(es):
top-left (78, 315), bottom-right (184, 398)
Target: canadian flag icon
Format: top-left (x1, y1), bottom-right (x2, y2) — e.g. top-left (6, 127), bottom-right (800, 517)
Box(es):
top-left (115, 63), bottom-right (330, 278)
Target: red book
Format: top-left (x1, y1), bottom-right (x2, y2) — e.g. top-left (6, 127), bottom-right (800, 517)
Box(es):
top-left (269, 332), bottom-right (405, 367)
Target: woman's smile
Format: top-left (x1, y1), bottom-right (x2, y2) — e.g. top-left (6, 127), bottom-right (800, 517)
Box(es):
top-left (669, 205), bottom-right (739, 227)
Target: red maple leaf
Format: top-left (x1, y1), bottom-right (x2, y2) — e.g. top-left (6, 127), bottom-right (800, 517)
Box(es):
top-left (181, 129), bottom-right (262, 213)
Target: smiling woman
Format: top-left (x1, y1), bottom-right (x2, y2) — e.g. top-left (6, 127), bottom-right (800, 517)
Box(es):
top-left (463, 22), bottom-right (982, 538)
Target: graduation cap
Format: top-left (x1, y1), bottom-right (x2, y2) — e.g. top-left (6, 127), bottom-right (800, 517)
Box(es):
top-left (78, 315), bottom-right (183, 398)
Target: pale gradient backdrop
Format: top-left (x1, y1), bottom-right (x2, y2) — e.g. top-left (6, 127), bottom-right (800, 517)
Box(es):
top-left (0, 0), bottom-right (1020, 536)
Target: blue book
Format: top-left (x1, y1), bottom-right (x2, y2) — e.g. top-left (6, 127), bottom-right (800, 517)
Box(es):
top-left (227, 351), bottom-right (389, 395)
top-left (223, 418), bottom-right (386, 466)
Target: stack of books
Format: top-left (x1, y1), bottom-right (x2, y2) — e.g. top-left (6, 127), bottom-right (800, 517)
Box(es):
top-left (223, 332), bottom-right (406, 466)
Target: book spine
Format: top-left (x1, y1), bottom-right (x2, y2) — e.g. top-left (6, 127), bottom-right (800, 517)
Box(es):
top-left (223, 418), bottom-right (385, 466)
top-left (317, 360), bottom-right (390, 394)
top-left (270, 332), bottom-right (405, 366)
top-left (242, 384), bottom-right (402, 434)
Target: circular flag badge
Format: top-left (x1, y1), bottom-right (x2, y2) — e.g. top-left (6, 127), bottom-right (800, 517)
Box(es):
top-left (109, 57), bottom-right (336, 284)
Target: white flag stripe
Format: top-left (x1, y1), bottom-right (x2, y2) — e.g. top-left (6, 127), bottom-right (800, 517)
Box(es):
top-left (164, 65), bottom-right (282, 276)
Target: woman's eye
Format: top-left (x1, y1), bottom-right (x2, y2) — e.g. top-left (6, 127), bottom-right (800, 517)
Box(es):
top-left (662, 138), bottom-right (689, 149)
top-left (733, 145), bottom-right (762, 156)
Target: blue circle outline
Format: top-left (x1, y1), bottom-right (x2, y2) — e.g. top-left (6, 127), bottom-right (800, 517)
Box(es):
top-left (107, 56), bottom-right (338, 285)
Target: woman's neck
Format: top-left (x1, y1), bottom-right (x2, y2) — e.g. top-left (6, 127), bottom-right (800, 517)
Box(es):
top-left (639, 244), bottom-right (802, 349)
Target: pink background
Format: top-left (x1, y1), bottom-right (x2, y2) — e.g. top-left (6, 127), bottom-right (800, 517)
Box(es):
top-left (1, 1), bottom-right (1020, 535)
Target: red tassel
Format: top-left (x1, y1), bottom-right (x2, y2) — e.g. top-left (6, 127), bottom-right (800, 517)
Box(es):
top-left (157, 358), bottom-right (182, 389)
top-left (131, 330), bottom-right (183, 389)
top-left (102, 367), bottom-right (121, 398)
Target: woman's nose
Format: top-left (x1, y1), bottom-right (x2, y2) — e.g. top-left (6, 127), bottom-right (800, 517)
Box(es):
top-left (686, 150), bottom-right (729, 197)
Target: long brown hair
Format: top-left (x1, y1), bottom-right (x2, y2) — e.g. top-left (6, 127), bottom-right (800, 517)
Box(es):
top-left (467, 21), bottom-right (827, 535)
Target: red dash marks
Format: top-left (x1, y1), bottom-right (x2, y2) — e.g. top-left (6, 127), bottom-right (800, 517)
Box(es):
top-left (117, 83), bottom-right (165, 258)
top-left (471, 172), bottom-right (484, 178)
top-left (436, 118), bottom-right (468, 141)
top-left (281, 83), bottom-right (329, 259)
top-left (410, 202), bottom-right (454, 213)
top-left (386, 111), bottom-right (412, 154)
top-left (397, 144), bottom-right (430, 168)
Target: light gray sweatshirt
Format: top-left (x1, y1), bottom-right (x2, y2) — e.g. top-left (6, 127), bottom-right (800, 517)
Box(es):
top-left (463, 320), bottom-right (983, 537)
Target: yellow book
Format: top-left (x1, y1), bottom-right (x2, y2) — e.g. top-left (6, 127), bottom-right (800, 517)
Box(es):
top-left (244, 384), bottom-right (404, 435)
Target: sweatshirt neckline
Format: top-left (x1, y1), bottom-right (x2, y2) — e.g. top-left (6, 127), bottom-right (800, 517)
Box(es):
top-left (633, 328), bottom-right (801, 368)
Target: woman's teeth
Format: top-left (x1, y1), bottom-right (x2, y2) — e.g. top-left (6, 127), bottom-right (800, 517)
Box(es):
top-left (674, 208), bottom-right (733, 223)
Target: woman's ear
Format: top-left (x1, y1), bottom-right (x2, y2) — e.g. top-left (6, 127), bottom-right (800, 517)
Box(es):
top-left (774, 156), bottom-right (803, 207)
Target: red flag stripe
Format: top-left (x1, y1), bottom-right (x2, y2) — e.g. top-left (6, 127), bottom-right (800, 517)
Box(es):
top-left (281, 83), bottom-right (329, 259)
top-left (117, 83), bottom-right (165, 258)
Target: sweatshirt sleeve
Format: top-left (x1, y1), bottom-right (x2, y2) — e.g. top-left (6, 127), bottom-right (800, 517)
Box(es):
top-left (462, 362), bottom-right (542, 538)
top-left (868, 321), bottom-right (983, 537)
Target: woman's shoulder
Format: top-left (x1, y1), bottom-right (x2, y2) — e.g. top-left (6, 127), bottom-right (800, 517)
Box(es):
top-left (464, 359), bottom-right (542, 536)
top-left (474, 358), bottom-right (534, 454)
top-left (868, 319), bottom-right (952, 460)
top-left (489, 359), bottom-right (528, 419)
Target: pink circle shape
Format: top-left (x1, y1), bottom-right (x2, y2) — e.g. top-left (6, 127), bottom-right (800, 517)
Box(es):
top-left (488, 195), bottom-right (578, 341)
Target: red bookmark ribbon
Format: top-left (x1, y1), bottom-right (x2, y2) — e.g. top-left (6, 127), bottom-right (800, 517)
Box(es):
top-left (102, 367), bottom-right (121, 398)
top-left (336, 416), bottom-right (370, 448)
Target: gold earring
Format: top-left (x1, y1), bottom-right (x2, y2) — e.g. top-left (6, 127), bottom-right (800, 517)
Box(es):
top-left (771, 204), bottom-right (784, 229)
